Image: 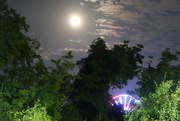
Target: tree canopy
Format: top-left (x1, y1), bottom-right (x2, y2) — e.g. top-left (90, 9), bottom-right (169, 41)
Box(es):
top-left (130, 48), bottom-right (180, 97)
top-left (125, 80), bottom-right (180, 121)
top-left (65, 38), bottom-right (144, 121)
top-left (0, 1), bottom-right (76, 120)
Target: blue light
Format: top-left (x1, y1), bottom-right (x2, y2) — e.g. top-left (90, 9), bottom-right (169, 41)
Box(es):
top-left (110, 94), bottom-right (140, 111)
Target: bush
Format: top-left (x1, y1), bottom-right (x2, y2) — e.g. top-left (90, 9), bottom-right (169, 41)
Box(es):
top-left (11, 101), bottom-right (54, 121)
top-left (125, 80), bottom-right (180, 121)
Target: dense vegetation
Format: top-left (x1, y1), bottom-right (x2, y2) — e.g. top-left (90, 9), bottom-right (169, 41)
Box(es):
top-left (0, 0), bottom-right (179, 121)
top-left (62, 38), bottom-right (144, 121)
top-left (0, 1), bottom-right (75, 120)
top-left (125, 80), bottom-right (180, 121)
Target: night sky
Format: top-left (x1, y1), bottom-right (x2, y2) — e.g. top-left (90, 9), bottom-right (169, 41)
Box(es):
top-left (7, 0), bottom-right (180, 97)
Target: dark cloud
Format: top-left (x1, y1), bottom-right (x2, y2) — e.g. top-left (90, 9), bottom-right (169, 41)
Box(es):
top-left (150, 0), bottom-right (162, 2)
top-left (165, 10), bottom-right (180, 15)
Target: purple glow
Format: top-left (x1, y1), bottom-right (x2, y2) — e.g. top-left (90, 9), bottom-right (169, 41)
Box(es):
top-left (110, 94), bottom-right (140, 111)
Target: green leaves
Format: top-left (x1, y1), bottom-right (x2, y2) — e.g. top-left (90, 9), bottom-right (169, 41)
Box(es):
top-left (0, 1), bottom-right (77, 120)
top-left (132, 48), bottom-right (180, 97)
top-left (125, 80), bottom-right (180, 121)
top-left (12, 101), bottom-right (53, 121)
top-left (69, 38), bottom-right (144, 120)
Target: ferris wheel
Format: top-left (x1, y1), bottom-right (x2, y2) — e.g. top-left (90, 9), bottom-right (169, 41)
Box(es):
top-left (110, 94), bottom-right (140, 111)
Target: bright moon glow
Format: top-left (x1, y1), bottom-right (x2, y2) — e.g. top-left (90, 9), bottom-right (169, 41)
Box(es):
top-left (70, 15), bottom-right (82, 27)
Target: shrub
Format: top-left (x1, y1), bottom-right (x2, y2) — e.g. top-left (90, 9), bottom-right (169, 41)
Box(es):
top-left (125, 80), bottom-right (180, 121)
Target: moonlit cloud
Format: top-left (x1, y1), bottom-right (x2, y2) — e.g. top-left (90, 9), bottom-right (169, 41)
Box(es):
top-left (92, 0), bottom-right (180, 56)
top-left (95, 18), bottom-right (129, 30)
top-left (90, 0), bottom-right (97, 3)
top-left (96, 0), bottom-right (124, 15)
top-left (59, 47), bottom-right (88, 52)
top-left (106, 41), bottom-right (124, 49)
top-left (94, 18), bottom-right (128, 39)
top-left (96, 29), bottom-right (122, 37)
top-left (41, 51), bottom-right (62, 60)
top-left (95, 19), bottom-right (115, 25)
top-left (95, 0), bottom-right (141, 23)
top-left (41, 54), bottom-right (50, 60)
top-left (41, 47), bottom-right (88, 60)
top-left (69, 39), bottom-right (83, 43)
top-left (80, 3), bottom-right (85, 6)
top-left (84, 0), bottom-right (97, 3)
top-left (98, 24), bottom-right (121, 29)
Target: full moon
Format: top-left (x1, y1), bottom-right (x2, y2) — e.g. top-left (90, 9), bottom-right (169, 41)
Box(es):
top-left (70, 15), bottom-right (82, 27)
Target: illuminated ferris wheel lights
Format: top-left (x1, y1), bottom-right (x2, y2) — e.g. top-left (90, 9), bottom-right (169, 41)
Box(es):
top-left (115, 100), bottom-right (118, 105)
top-left (119, 97), bottom-right (123, 104)
top-left (124, 96), bottom-right (127, 110)
top-left (110, 94), bottom-right (140, 111)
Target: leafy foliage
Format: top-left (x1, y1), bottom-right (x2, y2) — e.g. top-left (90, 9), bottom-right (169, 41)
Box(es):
top-left (66, 38), bottom-right (144, 120)
top-left (0, 1), bottom-right (76, 120)
top-left (11, 101), bottom-right (53, 121)
top-left (131, 48), bottom-right (180, 97)
top-left (125, 80), bottom-right (180, 121)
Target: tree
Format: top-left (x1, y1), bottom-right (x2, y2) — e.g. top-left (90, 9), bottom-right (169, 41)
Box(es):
top-left (131, 48), bottom-right (180, 97)
top-left (125, 80), bottom-right (180, 121)
top-left (0, 1), bottom-right (76, 120)
top-left (0, 0), bottom-right (40, 120)
top-left (11, 101), bottom-right (53, 121)
top-left (66, 38), bottom-right (144, 121)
